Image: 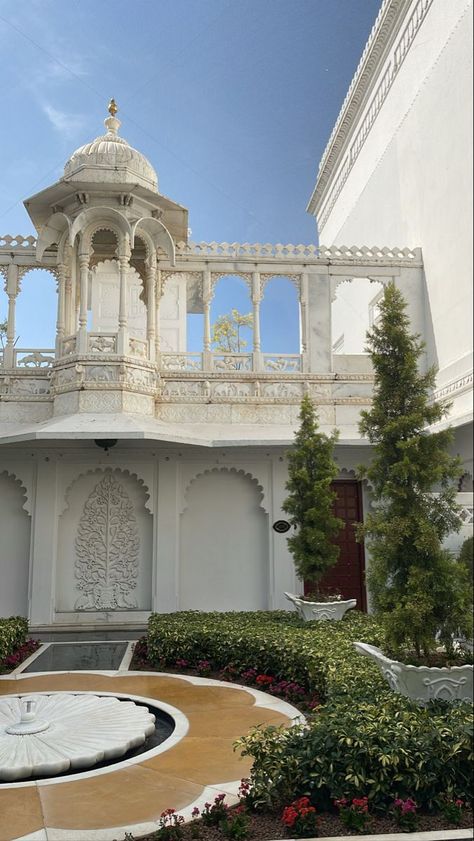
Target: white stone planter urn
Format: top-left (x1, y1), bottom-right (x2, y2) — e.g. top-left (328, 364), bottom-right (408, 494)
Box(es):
top-left (354, 642), bottom-right (474, 704)
top-left (285, 592), bottom-right (357, 621)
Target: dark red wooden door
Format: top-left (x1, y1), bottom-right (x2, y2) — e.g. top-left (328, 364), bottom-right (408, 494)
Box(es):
top-left (304, 481), bottom-right (366, 610)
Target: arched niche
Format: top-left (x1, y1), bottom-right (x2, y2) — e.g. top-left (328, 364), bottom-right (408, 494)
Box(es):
top-left (0, 471), bottom-right (31, 618)
top-left (15, 268), bottom-right (57, 349)
top-left (260, 275), bottom-right (300, 353)
top-left (179, 467), bottom-right (269, 611)
top-left (331, 277), bottom-right (385, 355)
top-left (56, 468), bottom-right (153, 614)
top-left (211, 274), bottom-right (253, 353)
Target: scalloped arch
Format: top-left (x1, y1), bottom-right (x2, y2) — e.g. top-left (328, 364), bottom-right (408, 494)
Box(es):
top-left (69, 207), bottom-right (133, 250)
top-left (36, 212), bottom-right (72, 262)
top-left (0, 470), bottom-right (31, 516)
top-left (330, 274), bottom-right (388, 302)
top-left (60, 467), bottom-right (153, 517)
top-left (132, 218), bottom-right (175, 265)
top-left (180, 466), bottom-right (268, 516)
top-left (260, 273), bottom-right (301, 293)
top-left (337, 467), bottom-right (375, 495)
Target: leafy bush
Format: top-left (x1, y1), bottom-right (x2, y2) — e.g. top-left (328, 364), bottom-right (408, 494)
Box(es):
top-left (0, 616), bottom-right (28, 664)
top-left (237, 696), bottom-right (473, 812)
top-left (147, 610), bottom-right (387, 704)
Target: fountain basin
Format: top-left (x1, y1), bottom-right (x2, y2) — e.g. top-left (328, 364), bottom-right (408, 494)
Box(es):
top-left (0, 693), bottom-right (157, 781)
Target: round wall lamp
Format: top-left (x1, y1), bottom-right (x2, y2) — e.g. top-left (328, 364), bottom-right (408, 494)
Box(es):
top-left (94, 439), bottom-right (118, 453)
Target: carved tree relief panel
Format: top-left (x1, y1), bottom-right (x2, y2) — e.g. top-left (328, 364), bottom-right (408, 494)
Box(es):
top-left (74, 473), bottom-right (140, 610)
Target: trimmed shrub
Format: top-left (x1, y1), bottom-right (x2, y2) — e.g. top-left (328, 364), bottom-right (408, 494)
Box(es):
top-left (237, 696), bottom-right (473, 812)
top-left (0, 616), bottom-right (28, 664)
top-left (147, 610), bottom-right (387, 703)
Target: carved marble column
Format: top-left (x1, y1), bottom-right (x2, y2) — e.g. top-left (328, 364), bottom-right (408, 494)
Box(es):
top-left (300, 272), bottom-right (309, 372)
top-left (203, 268), bottom-right (212, 370)
top-left (77, 250), bottom-right (90, 353)
top-left (117, 236), bottom-right (131, 355)
top-left (55, 263), bottom-right (67, 356)
top-left (252, 271), bottom-right (263, 371)
top-left (306, 270), bottom-right (332, 372)
top-left (3, 263), bottom-right (19, 368)
top-left (146, 255), bottom-right (157, 362)
top-left (155, 267), bottom-right (162, 361)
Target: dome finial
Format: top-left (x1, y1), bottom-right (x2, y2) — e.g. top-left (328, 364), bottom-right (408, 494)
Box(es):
top-left (104, 99), bottom-right (121, 135)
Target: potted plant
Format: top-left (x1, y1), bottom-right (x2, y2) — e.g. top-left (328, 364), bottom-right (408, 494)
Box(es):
top-left (354, 283), bottom-right (473, 702)
top-left (283, 395), bottom-right (355, 621)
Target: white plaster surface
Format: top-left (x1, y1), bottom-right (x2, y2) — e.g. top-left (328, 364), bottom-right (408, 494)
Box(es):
top-left (313, 0), bottom-right (473, 412)
top-left (0, 472), bottom-right (31, 617)
top-left (179, 467), bottom-right (269, 611)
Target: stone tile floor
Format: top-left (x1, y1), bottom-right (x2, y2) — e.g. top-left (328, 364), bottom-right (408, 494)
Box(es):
top-left (0, 669), bottom-right (298, 841)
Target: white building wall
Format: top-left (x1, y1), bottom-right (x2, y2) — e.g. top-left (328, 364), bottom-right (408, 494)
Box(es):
top-left (0, 471), bottom-right (31, 617)
top-left (315, 0), bottom-right (473, 384)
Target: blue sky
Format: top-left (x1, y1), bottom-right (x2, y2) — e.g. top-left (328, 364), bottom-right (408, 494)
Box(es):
top-left (0, 0), bottom-right (380, 351)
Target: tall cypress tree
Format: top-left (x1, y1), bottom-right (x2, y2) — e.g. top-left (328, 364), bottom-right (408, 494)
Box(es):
top-left (358, 283), bottom-right (472, 656)
top-left (283, 395), bottom-right (343, 592)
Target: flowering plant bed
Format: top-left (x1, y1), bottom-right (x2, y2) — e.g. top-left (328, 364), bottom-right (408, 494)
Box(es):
top-left (131, 637), bottom-right (320, 714)
top-left (0, 636), bottom-right (40, 673)
top-left (125, 791), bottom-right (473, 840)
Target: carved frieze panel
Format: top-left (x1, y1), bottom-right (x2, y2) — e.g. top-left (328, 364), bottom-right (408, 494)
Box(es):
top-left (74, 473), bottom-right (139, 611)
top-left (162, 380), bottom-right (202, 398)
top-left (86, 365), bottom-right (119, 383)
top-left (9, 378), bottom-right (50, 396)
top-left (211, 381), bottom-right (252, 398)
top-left (261, 382), bottom-right (302, 399)
top-left (125, 367), bottom-right (155, 388)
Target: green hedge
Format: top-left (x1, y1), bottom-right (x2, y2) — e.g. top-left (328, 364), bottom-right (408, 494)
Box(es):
top-left (147, 610), bottom-right (473, 810)
top-left (147, 610), bottom-right (387, 704)
top-left (0, 616), bottom-right (28, 663)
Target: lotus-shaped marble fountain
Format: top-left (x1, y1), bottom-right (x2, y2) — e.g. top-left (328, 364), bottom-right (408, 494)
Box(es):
top-left (0, 693), bottom-right (156, 782)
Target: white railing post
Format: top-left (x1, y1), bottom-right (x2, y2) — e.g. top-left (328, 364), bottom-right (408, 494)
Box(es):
top-left (252, 271), bottom-right (263, 371)
top-left (4, 263), bottom-right (19, 368)
top-left (203, 267), bottom-right (212, 370)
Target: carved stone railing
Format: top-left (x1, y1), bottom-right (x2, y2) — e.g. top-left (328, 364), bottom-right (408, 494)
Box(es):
top-left (161, 353), bottom-right (203, 372)
top-left (88, 334), bottom-right (117, 354)
top-left (61, 335), bottom-right (77, 356)
top-left (263, 354), bottom-right (302, 373)
top-left (212, 353), bottom-right (253, 372)
top-left (128, 337), bottom-right (147, 359)
top-left (13, 348), bottom-right (55, 368)
top-left (456, 493), bottom-right (474, 527)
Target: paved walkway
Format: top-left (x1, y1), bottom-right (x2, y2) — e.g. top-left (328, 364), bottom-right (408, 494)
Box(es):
top-left (0, 669), bottom-right (297, 841)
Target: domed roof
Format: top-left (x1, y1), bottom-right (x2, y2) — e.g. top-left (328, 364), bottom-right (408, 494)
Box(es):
top-left (63, 102), bottom-right (158, 191)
